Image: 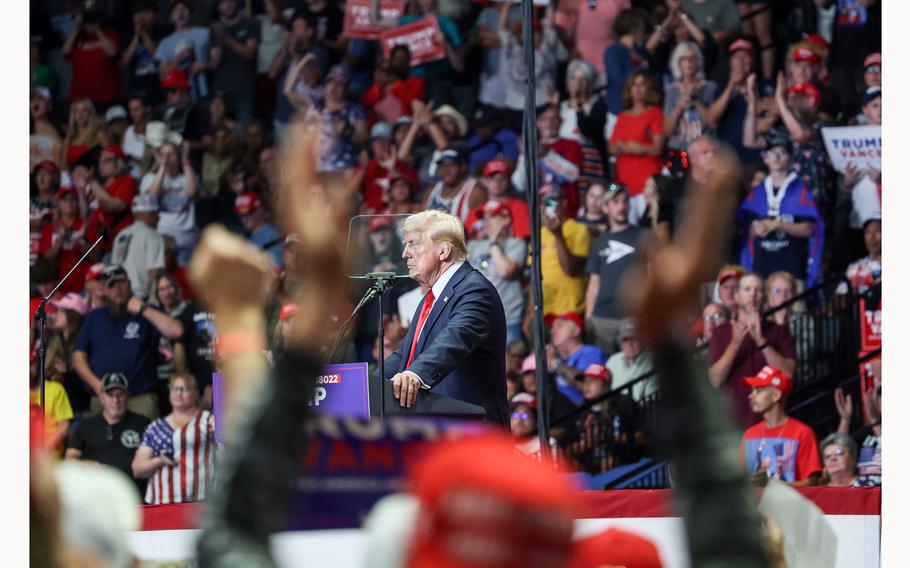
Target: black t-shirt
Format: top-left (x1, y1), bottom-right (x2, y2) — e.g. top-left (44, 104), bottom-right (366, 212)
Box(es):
top-left (68, 411), bottom-right (150, 492)
top-left (585, 226), bottom-right (648, 319)
top-left (213, 17), bottom-right (261, 90)
top-left (174, 301), bottom-right (216, 388)
top-left (751, 213), bottom-right (812, 280)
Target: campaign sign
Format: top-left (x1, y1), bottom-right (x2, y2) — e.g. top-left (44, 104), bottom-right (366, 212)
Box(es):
top-left (288, 414), bottom-right (490, 529)
top-left (342, 0), bottom-right (405, 41)
top-left (310, 363), bottom-right (371, 419)
top-left (211, 363), bottom-right (371, 444)
top-left (859, 298), bottom-right (881, 352)
top-left (379, 16), bottom-right (446, 66)
top-left (821, 125), bottom-right (881, 174)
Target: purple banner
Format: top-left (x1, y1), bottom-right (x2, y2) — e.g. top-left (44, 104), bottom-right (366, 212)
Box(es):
top-left (310, 363), bottom-right (371, 419)
top-left (211, 363), bottom-right (371, 443)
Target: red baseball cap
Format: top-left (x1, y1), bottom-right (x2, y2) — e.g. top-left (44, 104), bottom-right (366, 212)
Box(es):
top-left (85, 262), bottom-right (106, 283)
top-left (510, 392), bottom-right (537, 409)
top-left (367, 216), bottom-right (394, 233)
top-left (56, 185), bottom-right (78, 199)
top-left (567, 527), bottom-right (664, 568)
top-left (101, 145), bottom-right (126, 161)
top-left (547, 312), bottom-right (585, 331)
top-left (864, 52), bottom-right (882, 68)
top-left (742, 365), bottom-right (792, 396)
top-left (388, 169), bottom-right (417, 190)
top-left (161, 68), bottom-right (191, 90)
top-left (583, 364), bottom-right (610, 383)
top-left (477, 200), bottom-right (511, 220)
top-left (234, 192), bottom-right (262, 215)
top-left (716, 264), bottom-right (745, 286)
top-left (728, 38), bottom-right (754, 55)
top-left (407, 434), bottom-right (578, 568)
top-left (279, 302), bottom-right (299, 321)
top-left (35, 160), bottom-right (60, 176)
top-left (786, 82), bottom-right (822, 106)
top-left (483, 157), bottom-right (512, 177)
top-left (791, 47), bottom-right (821, 64)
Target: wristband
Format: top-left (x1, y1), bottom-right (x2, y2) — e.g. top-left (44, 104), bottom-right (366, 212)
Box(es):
top-left (215, 331), bottom-right (266, 359)
top-left (756, 342), bottom-right (769, 350)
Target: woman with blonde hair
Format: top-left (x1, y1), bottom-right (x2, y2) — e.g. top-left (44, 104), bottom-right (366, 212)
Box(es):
top-left (60, 98), bottom-right (108, 168)
top-left (132, 372), bottom-right (216, 504)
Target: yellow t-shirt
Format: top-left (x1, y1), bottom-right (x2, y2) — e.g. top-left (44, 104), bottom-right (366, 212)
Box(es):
top-left (540, 218), bottom-right (591, 316)
top-left (30, 381), bottom-right (74, 456)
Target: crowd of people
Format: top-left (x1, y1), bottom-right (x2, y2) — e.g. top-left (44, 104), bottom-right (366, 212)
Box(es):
top-left (29, 0), bottom-right (881, 507)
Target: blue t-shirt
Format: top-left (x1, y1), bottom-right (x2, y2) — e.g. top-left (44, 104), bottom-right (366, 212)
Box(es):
top-left (557, 344), bottom-right (606, 405)
top-left (467, 129), bottom-right (520, 173)
top-left (73, 307), bottom-right (163, 396)
top-left (397, 14), bottom-right (461, 78)
top-left (156, 27), bottom-right (211, 100)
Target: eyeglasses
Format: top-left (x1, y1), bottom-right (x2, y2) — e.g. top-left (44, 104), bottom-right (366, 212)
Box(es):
top-left (170, 386), bottom-right (192, 393)
top-left (823, 448), bottom-right (846, 460)
top-left (511, 412), bottom-right (531, 420)
top-left (865, 65), bottom-right (881, 73)
top-left (762, 149), bottom-right (789, 159)
top-left (704, 312), bottom-right (726, 322)
top-left (770, 287), bottom-right (793, 296)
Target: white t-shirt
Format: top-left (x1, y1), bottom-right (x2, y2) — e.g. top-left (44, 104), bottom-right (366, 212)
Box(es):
top-left (122, 125), bottom-right (146, 178)
top-left (111, 220), bottom-right (165, 300)
top-left (140, 171), bottom-right (198, 248)
top-left (257, 14), bottom-right (287, 74)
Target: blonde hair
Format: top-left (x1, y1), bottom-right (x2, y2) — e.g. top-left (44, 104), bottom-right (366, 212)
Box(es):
top-left (402, 210), bottom-right (468, 261)
top-left (65, 97), bottom-right (103, 148)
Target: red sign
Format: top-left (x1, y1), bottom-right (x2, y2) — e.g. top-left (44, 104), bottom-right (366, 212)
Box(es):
top-left (342, 0), bottom-right (406, 41)
top-left (859, 299), bottom-right (881, 351)
top-left (379, 16), bottom-right (446, 66)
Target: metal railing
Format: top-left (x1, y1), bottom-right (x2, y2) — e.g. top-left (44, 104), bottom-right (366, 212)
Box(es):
top-left (551, 275), bottom-right (875, 481)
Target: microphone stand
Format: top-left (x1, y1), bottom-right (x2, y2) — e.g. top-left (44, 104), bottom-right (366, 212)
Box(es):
top-left (327, 272), bottom-right (401, 419)
top-left (36, 234), bottom-right (104, 410)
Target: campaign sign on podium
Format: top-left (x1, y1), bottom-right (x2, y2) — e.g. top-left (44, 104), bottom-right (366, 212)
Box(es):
top-left (212, 363), bottom-right (370, 443)
top-left (310, 363), bottom-right (371, 419)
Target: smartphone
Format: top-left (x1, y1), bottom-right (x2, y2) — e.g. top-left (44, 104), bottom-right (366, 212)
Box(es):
top-left (544, 198), bottom-right (558, 220)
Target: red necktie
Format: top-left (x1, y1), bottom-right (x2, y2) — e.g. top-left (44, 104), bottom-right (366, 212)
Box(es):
top-left (405, 289), bottom-right (435, 368)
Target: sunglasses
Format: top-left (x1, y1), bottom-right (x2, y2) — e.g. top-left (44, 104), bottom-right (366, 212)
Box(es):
top-left (511, 412), bottom-right (531, 420)
top-left (823, 448), bottom-right (846, 460)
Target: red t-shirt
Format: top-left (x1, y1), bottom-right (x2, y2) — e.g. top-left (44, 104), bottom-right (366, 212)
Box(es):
top-left (464, 197), bottom-right (532, 240)
top-left (609, 106), bottom-right (665, 196)
top-left (360, 76), bottom-right (425, 123)
top-left (66, 27), bottom-right (122, 103)
top-left (707, 321), bottom-right (796, 430)
top-left (38, 218), bottom-right (88, 295)
top-left (740, 417), bottom-right (822, 482)
top-left (85, 176), bottom-right (138, 253)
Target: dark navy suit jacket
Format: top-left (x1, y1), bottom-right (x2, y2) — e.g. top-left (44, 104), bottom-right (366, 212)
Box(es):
top-left (381, 262), bottom-right (510, 426)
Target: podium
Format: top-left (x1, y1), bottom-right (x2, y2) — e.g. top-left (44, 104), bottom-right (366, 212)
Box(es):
top-left (368, 375), bottom-right (487, 421)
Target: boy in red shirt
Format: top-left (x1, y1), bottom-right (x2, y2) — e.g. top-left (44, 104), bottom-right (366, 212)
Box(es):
top-left (740, 366), bottom-right (822, 486)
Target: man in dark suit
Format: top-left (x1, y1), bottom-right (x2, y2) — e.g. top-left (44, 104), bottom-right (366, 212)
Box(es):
top-left (381, 210), bottom-right (510, 426)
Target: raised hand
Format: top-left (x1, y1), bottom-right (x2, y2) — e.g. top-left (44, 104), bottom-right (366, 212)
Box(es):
top-left (622, 145), bottom-right (742, 341)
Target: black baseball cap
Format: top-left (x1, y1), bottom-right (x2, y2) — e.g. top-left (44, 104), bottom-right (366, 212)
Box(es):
top-left (102, 372), bottom-right (129, 392)
top-left (101, 265), bottom-right (129, 287)
top-left (435, 147), bottom-right (466, 165)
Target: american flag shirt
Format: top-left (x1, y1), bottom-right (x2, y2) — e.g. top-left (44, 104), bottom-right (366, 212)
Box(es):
top-left (142, 410), bottom-right (216, 504)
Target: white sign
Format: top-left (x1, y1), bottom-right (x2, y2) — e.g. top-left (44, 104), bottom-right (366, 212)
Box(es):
top-left (821, 124), bottom-right (882, 174)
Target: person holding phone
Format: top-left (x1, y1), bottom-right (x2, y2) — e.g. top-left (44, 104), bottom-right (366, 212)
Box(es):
top-left (132, 372), bottom-right (215, 504)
